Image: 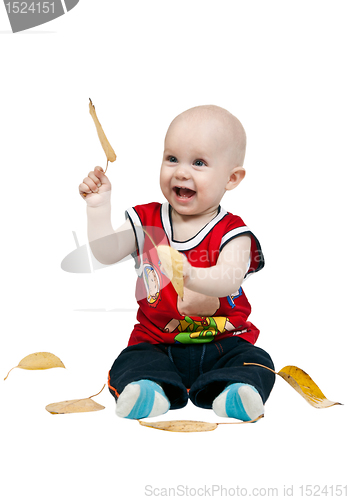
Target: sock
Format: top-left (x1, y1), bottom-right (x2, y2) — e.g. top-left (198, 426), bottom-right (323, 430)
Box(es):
top-left (116, 379), bottom-right (170, 419)
top-left (212, 383), bottom-right (264, 421)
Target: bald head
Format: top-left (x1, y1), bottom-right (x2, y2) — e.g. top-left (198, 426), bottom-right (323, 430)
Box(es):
top-left (166, 105), bottom-right (246, 168)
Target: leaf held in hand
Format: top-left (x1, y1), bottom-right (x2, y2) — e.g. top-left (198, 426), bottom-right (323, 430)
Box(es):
top-left (156, 245), bottom-right (184, 299)
top-left (89, 98), bottom-right (117, 169)
top-left (46, 385), bottom-right (105, 414)
top-left (141, 227), bottom-right (184, 299)
top-left (4, 352), bottom-right (65, 380)
top-left (243, 362), bottom-right (342, 409)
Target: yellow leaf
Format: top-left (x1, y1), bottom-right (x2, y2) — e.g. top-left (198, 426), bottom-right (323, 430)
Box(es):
top-left (46, 398), bottom-right (105, 414)
top-left (139, 420), bottom-right (218, 432)
top-left (89, 98), bottom-right (117, 169)
top-left (156, 245), bottom-right (184, 299)
top-left (278, 365), bottom-right (341, 409)
top-left (141, 228), bottom-right (184, 299)
top-left (243, 362), bottom-right (342, 409)
top-left (4, 352), bottom-right (65, 380)
top-left (46, 385), bottom-right (105, 414)
top-left (138, 415), bottom-right (263, 432)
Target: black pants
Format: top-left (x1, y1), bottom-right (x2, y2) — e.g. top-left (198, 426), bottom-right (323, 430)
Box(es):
top-left (108, 337), bottom-right (275, 410)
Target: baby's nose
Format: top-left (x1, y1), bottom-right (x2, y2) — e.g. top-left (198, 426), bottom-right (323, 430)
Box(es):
top-left (174, 163), bottom-right (191, 179)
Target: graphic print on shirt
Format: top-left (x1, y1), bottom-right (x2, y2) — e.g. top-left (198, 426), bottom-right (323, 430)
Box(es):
top-left (227, 287), bottom-right (243, 308)
top-left (163, 315), bottom-right (236, 344)
top-left (143, 260), bottom-right (162, 308)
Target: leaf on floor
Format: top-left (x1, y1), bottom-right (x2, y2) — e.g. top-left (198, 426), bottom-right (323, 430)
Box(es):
top-left (4, 352), bottom-right (65, 380)
top-left (139, 419), bottom-right (218, 432)
top-left (278, 365), bottom-right (341, 408)
top-left (243, 362), bottom-right (342, 408)
top-left (139, 415), bottom-right (263, 432)
top-left (46, 385), bottom-right (105, 414)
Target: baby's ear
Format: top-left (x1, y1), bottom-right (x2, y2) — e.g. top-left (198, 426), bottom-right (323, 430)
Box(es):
top-left (226, 167), bottom-right (246, 191)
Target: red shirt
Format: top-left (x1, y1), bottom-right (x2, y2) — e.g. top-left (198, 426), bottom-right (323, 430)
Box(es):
top-left (126, 202), bottom-right (264, 346)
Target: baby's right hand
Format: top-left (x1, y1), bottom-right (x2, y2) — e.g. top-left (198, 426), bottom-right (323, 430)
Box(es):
top-left (79, 166), bottom-right (112, 207)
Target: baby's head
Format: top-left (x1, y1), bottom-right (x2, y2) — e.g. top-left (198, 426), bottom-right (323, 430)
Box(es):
top-left (166, 105), bottom-right (246, 168)
top-left (160, 105), bottom-right (247, 216)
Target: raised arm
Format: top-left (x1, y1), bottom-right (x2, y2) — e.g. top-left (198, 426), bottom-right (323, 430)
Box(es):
top-left (79, 166), bottom-right (136, 265)
top-left (183, 235), bottom-right (251, 298)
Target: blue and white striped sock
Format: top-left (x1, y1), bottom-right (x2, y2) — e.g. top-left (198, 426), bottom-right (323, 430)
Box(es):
top-left (212, 383), bottom-right (264, 421)
top-left (116, 379), bottom-right (170, 419)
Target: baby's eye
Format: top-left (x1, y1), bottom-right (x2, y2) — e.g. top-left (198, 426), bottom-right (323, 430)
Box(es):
top-left (193, 159), bottom-right (206, 167)
top-left (168, 156), bottom-right (178, 163)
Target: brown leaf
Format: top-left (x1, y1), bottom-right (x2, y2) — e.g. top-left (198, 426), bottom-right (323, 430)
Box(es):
top-left (243, 362), bottom-right (342, 409)
top-left (46, 398), bottom-right (105, 414)
top-left (89, 98), bottom-right (117, 169)
top-left (139, 420), bottom-right (218, 432)
top-left (4, 352), bottom-right (65, 380)
top-left (45, 385), bottom-right (105, 414)
top-left (138, 415), bottom-right (263, 432)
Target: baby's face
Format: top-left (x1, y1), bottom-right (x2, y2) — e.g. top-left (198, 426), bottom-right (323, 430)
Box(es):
top-left (160, 114), bottom-right (239, 217)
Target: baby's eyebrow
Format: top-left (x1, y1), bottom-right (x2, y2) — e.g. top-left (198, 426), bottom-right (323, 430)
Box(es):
top-left (163, 151), bottom-right (177, 159)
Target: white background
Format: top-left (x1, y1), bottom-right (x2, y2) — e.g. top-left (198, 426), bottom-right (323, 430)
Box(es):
top-left (1, 1), bottom-right (349, 498)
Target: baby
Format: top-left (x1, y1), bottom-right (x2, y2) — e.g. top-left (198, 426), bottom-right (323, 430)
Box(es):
top-left (79, 105), bottom-right (275, 421)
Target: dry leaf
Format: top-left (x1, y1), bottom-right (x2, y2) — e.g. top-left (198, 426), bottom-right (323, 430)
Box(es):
top-left (244, 362), bottom-right (342, 409)
top-left (156, 245), bottom-right (184, 299)
top-left (278, 365), bottom-right (341, 409)
top-left (4, 352), bottom-right (65, 380)
top-left (141, 228), bottom-right (184, 299)
top-left (139, 415), bottom-right (263, 433)
top-left (46, 398), bottom-right (104, 414)
top-left (89, 98), bottom-right (117, 170)
top-left (46, 385), bottom-right (105, 414)
top-left (139, 420), bottom-right (218, 432)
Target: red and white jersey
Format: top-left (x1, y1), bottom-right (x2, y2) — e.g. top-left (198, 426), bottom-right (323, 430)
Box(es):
top-left (126, 202), bottom-right (264, 346)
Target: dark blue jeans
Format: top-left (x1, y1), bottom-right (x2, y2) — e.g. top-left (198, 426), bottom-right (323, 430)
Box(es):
top-left (108, 337), bottom-right (275, 410)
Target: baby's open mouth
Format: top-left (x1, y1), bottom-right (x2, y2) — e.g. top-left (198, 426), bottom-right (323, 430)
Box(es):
top-left (173, 187), bottom-right (196, 199)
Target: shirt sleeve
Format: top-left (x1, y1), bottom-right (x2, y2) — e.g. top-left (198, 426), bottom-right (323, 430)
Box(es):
top-left (219, 216), bottom-right (264, 277)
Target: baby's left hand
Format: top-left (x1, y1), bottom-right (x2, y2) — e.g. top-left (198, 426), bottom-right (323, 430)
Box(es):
top-left (177, 287), bottom-right (220, 317)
